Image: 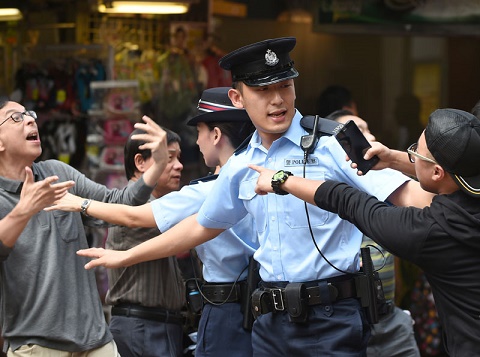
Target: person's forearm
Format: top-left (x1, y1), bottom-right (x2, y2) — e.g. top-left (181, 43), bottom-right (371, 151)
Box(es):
top-left (85, 200), bottom-right (156, 228)
top-left (386, 150), bottom-right (416, 177)
top-left (0, 203), bottom-right (35, 248)
top-left (280, 176), bottom-right (324, 205)
top-left (124, 214), bottom-right (222, 266)
top-left (142, 162), bottom-right (166, 188)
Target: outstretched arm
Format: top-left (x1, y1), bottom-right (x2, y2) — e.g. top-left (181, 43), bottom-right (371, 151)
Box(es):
top-left (77, 214), bottom-right (223, 269)
top-left (1, 167), bottom-right (75, 248)
top-left (249, 163), bottom-right (433, 209)
top-left (248, 164), bottom-right (322, 205)
top-left (45, 193), bottom-right (156, 228)
top-left (360, 142), bottom-right (434, 207)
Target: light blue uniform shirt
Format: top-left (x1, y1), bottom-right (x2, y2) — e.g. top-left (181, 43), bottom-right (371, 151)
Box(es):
top-left (197, 110), bottom-right (410, 283)
top-left (151, 176), bottom-right (258, 282)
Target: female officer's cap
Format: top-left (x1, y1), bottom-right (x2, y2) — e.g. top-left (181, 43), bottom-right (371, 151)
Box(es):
top-left (187, 87), bottom-right (250, 126)
top-left (219, 37), bottom-right (299, 87)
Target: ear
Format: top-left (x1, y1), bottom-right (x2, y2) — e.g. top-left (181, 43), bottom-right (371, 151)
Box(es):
top-left (228, 88), bottom-right (244, 109)
top-left (134, 153), bottom-right (147, 174)
top-left (212, 127), bottom-right (222, 146)
top-left (431, 164), bottom-right (446, 182)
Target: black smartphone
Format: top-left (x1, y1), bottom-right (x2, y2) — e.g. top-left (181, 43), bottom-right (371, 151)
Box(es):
top-left (335, 120), bottom-right (379, 174)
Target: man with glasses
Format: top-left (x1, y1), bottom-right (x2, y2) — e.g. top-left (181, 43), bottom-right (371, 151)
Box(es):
top-left (0, 109), bottom-right (37, 126)
top-left (249, 108), bottom-right (480, 356)
top-left (0, 99), bottom-right (169, 356)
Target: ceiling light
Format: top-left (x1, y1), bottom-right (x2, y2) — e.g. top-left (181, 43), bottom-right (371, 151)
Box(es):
top-left (98, 1), bottom-right (190, 14)
top-left (0, 8), bottom-right (22, 21)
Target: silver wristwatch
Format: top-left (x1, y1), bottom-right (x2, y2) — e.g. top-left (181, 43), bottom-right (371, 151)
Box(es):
top-left (80, 199), bottom-right (92, 216)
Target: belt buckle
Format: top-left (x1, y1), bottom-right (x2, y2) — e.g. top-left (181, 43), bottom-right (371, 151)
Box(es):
top-left (271, 288), bottom-right (285, 311)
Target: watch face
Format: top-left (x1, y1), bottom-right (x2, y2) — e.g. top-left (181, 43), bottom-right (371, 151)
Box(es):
top-left (273, 170), bottom-right (285, 181)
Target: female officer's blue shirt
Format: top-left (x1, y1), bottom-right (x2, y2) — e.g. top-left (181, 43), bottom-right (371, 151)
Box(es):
top-left (150, 178), bottom-right (258, 282)
top-left (197, 110), bottom-right (410, 283)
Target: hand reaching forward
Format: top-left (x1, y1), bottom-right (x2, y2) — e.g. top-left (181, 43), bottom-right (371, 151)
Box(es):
top-left (21, 166), bottom-right (75, 215)
top-left (248, 164), bottom-right (277, 195)
top-left (77, 247), bottom-right (131, 269)
top-left (44, 192), bottom-right (84, 212)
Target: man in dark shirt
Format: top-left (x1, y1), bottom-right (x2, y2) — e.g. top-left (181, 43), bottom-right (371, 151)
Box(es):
top-left (250, 108), bottom-right (480, 357)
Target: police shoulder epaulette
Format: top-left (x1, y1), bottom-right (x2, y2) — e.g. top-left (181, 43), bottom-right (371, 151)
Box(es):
top-left (189, 174), bottom-right (219, 185)
top-left (300, 115), bottom-right (344, 137)
top-left (234, 133), bottom-right (253, 156)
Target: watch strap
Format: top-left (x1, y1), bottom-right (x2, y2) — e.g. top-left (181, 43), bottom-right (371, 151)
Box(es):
top-left (271, 170), bottom-right (293, 195)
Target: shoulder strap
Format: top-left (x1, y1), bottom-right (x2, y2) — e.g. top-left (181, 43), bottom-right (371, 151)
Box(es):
top-left (189, 174), bottom-right (218, 185)
top-left (300, 115), bottom-right (344, 137)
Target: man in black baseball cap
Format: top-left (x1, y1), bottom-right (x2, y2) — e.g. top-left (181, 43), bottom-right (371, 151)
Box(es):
top-left (425, 108), bottom-right (480, 197)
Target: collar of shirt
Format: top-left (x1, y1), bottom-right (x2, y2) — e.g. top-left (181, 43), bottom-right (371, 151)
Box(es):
top-left (0, 163), bottom-right (40, 194)
top-left (249, 109), bottom-right (305, 151)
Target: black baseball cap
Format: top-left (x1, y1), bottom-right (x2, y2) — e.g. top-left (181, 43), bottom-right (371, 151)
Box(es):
top-left (218, 37), bottom-right (299, 87)
top-left (425, 108), bottom-right (480, 197)
top-left (187, 87), bottom-right (250, 126)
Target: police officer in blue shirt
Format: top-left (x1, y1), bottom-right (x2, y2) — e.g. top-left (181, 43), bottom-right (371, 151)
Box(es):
top-left (51, 87), bottom-right (258, 357)
top-left (76, 37), bottom-right (434, 356)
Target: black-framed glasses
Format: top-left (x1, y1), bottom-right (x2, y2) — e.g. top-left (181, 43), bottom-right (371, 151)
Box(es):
top-left (407, 142), bottom-right (437, 164)
top-left (0, 110), bottom-right (37, 127)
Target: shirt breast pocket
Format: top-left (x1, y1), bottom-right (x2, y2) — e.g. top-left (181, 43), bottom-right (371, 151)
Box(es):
top-left (239, 179), bottom-right (267, 234)
top-left (52, 211), bottom-right (80, 243)
top-left (284, 172), bottom-right (329, 229)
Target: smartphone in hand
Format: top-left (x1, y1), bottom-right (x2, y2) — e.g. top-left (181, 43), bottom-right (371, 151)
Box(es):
top-left (335, 120), bottom-right (379, 174)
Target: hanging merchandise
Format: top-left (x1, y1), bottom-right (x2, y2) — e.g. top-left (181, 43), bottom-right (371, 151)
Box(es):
top-left (75, 60), bottom-right (107, 113)
top-left (87, 80), bottom-right (140, 189)
top-left (154, 49), bottom-right (198, 131)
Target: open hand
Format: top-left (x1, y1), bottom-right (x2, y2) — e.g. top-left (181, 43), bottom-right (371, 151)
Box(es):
top-left (133, 115), bottom-right (168, 169)
top-left (21, 166), bottom-right (75, 215)
top-left (44, 192), bottom-right (84, 212)
top-left (77, 247), bottom-right (131, 269)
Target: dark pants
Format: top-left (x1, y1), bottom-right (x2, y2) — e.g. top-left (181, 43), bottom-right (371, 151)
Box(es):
top-left (109, 315), bottom-right (183, 357)
top-left (252, 298), bottom-right (370, 357)
top-left (196, 303), bottom-right (253, 357)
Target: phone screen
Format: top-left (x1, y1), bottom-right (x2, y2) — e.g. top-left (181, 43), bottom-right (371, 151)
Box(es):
top-left (335, 120), bottom-right (379, 174)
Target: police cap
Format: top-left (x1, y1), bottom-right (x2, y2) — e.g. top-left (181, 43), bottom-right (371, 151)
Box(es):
top-left (219, 37), bottom-right (299, 87)
top-left (187, 87), bottom-right (250, 126)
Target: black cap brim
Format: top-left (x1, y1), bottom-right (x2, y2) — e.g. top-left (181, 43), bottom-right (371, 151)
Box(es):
top-left (187, 109), bottom-right (250, 126)
top-left (451, 173), bottom-right (480, 197)
top-left (243, 67), bottom-right (299, 87)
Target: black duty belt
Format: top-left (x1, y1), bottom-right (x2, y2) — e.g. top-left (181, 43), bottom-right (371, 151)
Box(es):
top-left (201, 281), bottom-right (246, 304)
top-left (253, 277), bottom-right (358, 316)
top-left (111, 304), bottom-right (185, 325)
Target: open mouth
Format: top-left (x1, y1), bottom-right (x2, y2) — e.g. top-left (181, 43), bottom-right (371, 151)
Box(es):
top-left (26, 132), bottom-right (39, 141)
